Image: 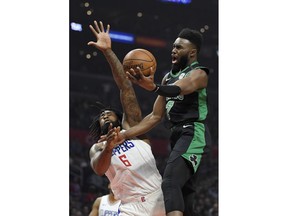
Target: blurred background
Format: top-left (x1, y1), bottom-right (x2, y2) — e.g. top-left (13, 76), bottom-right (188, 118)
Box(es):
top-left (70, 0), bottom-right (218, 215)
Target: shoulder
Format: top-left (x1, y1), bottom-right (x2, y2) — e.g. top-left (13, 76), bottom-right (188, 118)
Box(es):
top-left (196, 66), bottom-right (209, 75)
top-left (89, 144), bottom-right (97, 159)
top-left (186, 67), bottom-right (209, 78)
top-left (89, 142), bottom-right (106, 159)
top-left (93, 196), bottom-right (102, 208)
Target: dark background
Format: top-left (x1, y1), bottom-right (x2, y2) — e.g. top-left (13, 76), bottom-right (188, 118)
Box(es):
top-left (70, 0), bottom-right (218, 215)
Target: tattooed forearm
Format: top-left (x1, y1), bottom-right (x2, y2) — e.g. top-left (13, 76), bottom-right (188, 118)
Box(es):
top-left (120, 90), bottom-right (142, 126)
top-left (103, 49), bottom-right (131, 90)
top-left (103, 49), bottom-right (143, 126)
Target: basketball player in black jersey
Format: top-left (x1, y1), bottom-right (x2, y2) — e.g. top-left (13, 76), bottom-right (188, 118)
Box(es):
top-left (111, 28), bottom-right (212, 216)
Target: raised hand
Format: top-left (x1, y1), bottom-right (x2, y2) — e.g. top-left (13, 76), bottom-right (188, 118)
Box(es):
top-left (107, 126), bottom-right (126, 149)
top-left (87, 20), bottom-right (111, 51)
top-left (99, 125), bottom-right (125, 149)
top-left (126, 67), bottom-right (156, 91)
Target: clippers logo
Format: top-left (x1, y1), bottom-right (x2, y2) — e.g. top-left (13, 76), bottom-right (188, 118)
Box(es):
top-left (103, 210), bottom-right (118, 216)
top-left (112, 140), bottom-right (135, 156)
top-left (189, 154), bottom-right (198, 167)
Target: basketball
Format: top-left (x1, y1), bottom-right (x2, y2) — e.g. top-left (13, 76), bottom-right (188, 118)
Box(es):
top-left (123, 48), bottom-right (157, 76)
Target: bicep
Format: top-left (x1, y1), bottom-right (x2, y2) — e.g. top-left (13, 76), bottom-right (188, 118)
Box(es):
top-left (89, 145), bottom-right (97, 160)
top-left (175, 69), bottom-right (208, 95)
top-left (89, 143), bottom-right (103, 167)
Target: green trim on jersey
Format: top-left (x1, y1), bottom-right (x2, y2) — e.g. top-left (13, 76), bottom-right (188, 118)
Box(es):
top-left (169, 70), bottom-right (182, 78)
top-left (181, 122), bottom-right (206, 172)
top-left (169, 61), bottom-right (199, 78)
top-left (197, 88), bottom-right (208, 121)
top-left (185, 66), bottom-right (208, 121)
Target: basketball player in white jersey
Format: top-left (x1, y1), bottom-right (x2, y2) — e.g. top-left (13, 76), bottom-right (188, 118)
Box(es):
top-left (89, 183), bottom-right (121, 216)
top-left (87, 21), bottom-right (165, 216)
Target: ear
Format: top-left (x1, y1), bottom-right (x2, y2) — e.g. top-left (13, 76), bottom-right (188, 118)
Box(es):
top-left (189, 49), bottom-right (197, 58)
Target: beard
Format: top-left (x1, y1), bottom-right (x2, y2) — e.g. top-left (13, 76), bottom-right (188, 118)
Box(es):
top-left (100, 120), bottom-right (121, 135)
top-left (171, 55), bottom-right (189, 73)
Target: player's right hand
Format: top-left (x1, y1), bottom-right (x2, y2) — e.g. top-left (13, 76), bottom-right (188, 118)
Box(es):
top-left (105, 126), bottom-right (125, 149)
top-left (126, 67), bottom-right (156, 91)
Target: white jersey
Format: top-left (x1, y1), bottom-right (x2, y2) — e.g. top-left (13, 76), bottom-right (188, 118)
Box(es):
top-left (105, 137), bottom-right (163, 203)
top-left (99, 194), bottom-right (121, 216)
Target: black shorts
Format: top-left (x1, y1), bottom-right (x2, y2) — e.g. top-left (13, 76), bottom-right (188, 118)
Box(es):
top-left (168, 122), bottom-right (211, 172)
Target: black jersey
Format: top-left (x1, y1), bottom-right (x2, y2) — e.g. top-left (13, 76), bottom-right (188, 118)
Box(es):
top-left (165, 61), bottom-right (209, 125)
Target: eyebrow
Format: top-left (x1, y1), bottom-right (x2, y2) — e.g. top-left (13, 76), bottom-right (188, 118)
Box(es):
top-left (173, 43), bottom-right (184, 48)
top-left (100, 110), bottom-right (113, 116)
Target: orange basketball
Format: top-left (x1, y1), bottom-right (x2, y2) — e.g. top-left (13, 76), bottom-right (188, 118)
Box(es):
top-left (123, 48), bottom-right (157, 76)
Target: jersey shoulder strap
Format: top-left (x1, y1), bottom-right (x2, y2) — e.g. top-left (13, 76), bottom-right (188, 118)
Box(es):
top-left (188, 62), bottom-right (209, 75)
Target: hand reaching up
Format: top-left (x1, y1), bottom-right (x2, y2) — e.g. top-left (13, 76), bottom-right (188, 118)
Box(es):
top-left (87, 20), bottom-right (111, 52)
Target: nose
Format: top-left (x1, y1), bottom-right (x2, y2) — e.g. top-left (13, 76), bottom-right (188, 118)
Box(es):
top-left (100, 112), bottom-right (109, 121)
top-left (172, 48), bottom-right (177, 55)
top-left (103, 114), bottom-right (109, 120)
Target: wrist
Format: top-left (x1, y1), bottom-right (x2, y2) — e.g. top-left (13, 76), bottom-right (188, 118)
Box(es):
top-left (120, 130), bottom-right (127, 140)
top-left (102, 48), bottom-right (113, 56)
top-left (105, 142), bottom-right (115, 151)
top-left (150, 84), bottom-right (181, 97)
top-left (151, 84), bottom-right (159, 92)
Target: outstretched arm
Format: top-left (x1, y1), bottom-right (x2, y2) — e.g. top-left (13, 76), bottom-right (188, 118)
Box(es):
top-left (88, 21), bottom-right (142, 129)
top-left (127, 67), bottom-right (208, 96)
top-left (121, 95), bottom-right (166, 140)
top-left (103, 49), bottom-right (143, 129)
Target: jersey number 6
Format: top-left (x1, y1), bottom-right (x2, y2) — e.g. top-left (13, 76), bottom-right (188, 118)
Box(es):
top-left (119, 154), bottom-right (132, 167)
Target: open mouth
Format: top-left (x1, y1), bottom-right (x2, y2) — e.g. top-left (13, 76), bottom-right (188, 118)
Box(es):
top-left (171, 55), bottom-right (178, 64)
top-left (104, 120), bottom-right (111, 125)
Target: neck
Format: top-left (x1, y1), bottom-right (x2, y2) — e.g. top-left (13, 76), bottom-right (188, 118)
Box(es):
top-left (108, 194), bottom-right (118, 203)
top-left (188, 59), bottom-right (198, 66)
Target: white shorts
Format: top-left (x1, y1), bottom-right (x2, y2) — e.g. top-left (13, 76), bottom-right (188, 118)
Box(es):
top-left (118, 188), bottom-right (166, 216)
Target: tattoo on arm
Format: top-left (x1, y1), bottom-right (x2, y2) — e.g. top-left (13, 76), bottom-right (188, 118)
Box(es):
top-left (103, 49), bottom-right (142, 127)
top-left (103, 49), bottom-right (131, 90)
top-left (121, 89), bottom-right (142, 126)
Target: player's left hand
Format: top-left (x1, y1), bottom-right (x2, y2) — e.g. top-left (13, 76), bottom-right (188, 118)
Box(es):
top-left (87, 20), bottom-right (111, 52)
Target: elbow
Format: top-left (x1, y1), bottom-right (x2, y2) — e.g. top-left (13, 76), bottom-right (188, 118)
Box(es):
top-left (95, 170), bottom-right (105, 176)
top-left (92, 165), bottom-right (106, 176)
top-left (91, 160), bottom-right (105, 176)
top-left (154, 115), bottom-right (162, 123)
top-left (149, 114), bottom-right (162, 126)
top-left (91, 161), bottom-right (108, 176)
